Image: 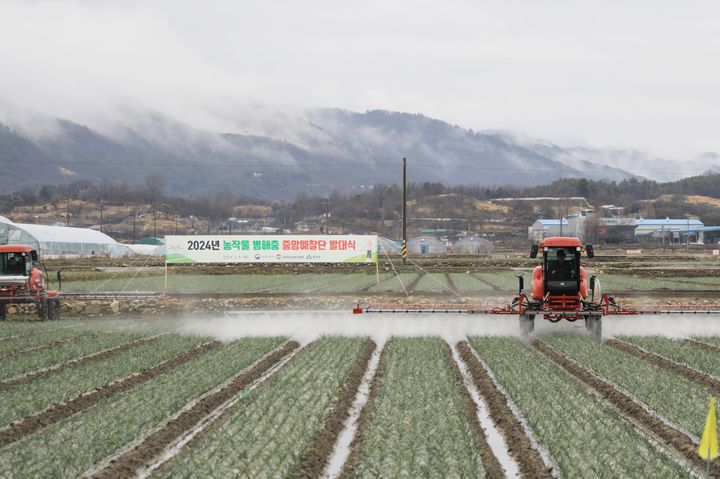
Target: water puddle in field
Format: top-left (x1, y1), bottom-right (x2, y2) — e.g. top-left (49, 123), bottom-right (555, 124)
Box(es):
top-left (179, 312), bottom-right (520, 343)
top-left (323, 342), bottom-right (384, 479)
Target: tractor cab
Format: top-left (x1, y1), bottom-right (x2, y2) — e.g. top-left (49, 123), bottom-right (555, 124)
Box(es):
top-left (0, 246), bottom-right (37, 283)
top-left (0, 245), bottom-right (60, 321)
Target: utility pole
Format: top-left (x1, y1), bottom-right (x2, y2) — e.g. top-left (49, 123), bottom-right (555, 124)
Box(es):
top-left (132, 209), bottom-right (137, 244)
top-left (153, 211), bottom-right (157, 239)
top-left (175, 215), bottom-right (178, 235)
top-left (402, 157), bottom-right (407, 265)
top-left (66, 197), bottom-right (70, 227)
top-left (559, 198), bottom-right (563, 237)
top-left (99, 197), bottom-right (103, 233)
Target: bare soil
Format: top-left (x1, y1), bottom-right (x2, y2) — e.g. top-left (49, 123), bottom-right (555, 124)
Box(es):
top-left (457, 341), bottom-right (554, 479)
top-left (532, 340), bottom-right (720, 477)
top-left (0, 340), bottom-right (220, 448)
top-left (443, 341), bottom-right (504, 479)
top-left (289, 339), bottom-right (376, 479)
top-left (607, 339), bottom-right (720, 392)
top-left (338, 344), bottom-right (389, 479)
top-left (92, 340), bottom-right (300, 479)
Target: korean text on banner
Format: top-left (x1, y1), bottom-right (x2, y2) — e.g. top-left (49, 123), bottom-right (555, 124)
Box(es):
top-left (165, 235), bottom-right (379, 264)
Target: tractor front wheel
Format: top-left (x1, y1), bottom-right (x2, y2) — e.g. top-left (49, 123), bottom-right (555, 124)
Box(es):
top-left (0, 304), bottom-right (6, 321)
top-left (47, 300), bottom-right (61, 321)
top-left (586, 315), bottom-right (602, 341)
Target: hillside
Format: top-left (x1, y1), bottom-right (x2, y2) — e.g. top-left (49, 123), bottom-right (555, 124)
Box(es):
top-left (0, 108), bottom-right (642, 199)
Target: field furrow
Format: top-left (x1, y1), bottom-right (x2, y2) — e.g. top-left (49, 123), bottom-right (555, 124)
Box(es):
top-left (608, 338), bottom-right (720, 391)
top-left (545, 335), bottom-right (712, 439)
top-left (0, 335), bottom-right (208, 431)
top-left (456, 341), bottom-right (551, 478)
top-left (155, 337), bottom-right (367, 478)
top-left (0, 338), bottom-right (287, 478)
top-left (470, 337), bottom-right (687, 478)
top-left (622, 336), bottom-right (720, 377)
top-left (342, 338), bottom-right (489, 479)
top-left (0, 320), bottom-right (176, 381)
top-left (290, 340), bottom-right (376, 479)
top-left (533, 339), bottom-right (716, 477)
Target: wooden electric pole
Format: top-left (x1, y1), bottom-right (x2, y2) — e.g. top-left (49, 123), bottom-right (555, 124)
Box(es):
top-left (402, 157), bottom-right (407, 265)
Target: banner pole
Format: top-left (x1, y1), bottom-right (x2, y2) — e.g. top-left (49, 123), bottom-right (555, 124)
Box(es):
top-left (376, 259), bottom-right (380, 288)
top-left (164, 260), bottom-right (168, 294)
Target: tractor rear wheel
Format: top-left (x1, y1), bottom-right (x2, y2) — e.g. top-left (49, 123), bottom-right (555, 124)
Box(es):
top-left (37, 300), bottom-right (48, 321)
top-left (586, 315), bottom-right (602, 341)
top-left (0, 304), bottom-right (6, 321)
top-left (47, 300), bottom-right (58, 320)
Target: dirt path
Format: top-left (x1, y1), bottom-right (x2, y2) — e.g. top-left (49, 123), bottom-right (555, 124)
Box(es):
top-left (532, 340), bottom-right (718, 477)
top-left (90, 340), bottom-right (300, 479)
top-left (607, 339), bottom-right (720, 392)
top-left (338, 344), bottom-right (389, 479)
top-left (444, 273), bottom-right (459, 294)
top-left (457, 341), bottom-right (554, 479)
top-left (0, 333), bottom-right (170, 392)
top-left (289, 340), bottom-right (376, 479)
top-left (0, 340), bottom-right (220, 448)
top-left (443, 342), bottom-right (504, 479)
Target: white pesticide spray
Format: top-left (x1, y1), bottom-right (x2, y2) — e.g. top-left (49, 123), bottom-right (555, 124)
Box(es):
top-left (177, 312), bottom-right (720, 343)
top-left (177, 311), bottom-right (520, 344)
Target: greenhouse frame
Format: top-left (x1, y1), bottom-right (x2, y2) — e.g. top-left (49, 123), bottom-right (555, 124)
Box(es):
top-left (0, 216), bottom-right (133, 259)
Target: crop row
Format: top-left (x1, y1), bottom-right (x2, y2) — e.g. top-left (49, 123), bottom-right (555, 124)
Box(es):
top-left (469, 337), bottom-right (685, 477)
top-left (546, 336), bottom-right (712, 439)
top-left (156, 337), bottom-right (367, 478)
top-left (0, 337), bottom-right (286, 478)
top-left (346, 338), bottom-right (489, 478)
top-left (0, 334), bottom-right (206, 428)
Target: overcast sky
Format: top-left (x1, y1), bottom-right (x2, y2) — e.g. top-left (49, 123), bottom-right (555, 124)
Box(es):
top-left (1, 0), bottom-right (718, 158)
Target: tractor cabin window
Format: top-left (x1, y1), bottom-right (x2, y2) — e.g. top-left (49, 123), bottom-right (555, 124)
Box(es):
top-left (0, 253), bottom-right (27, 276)
top-left (545, 247), bottom-right (579, 281)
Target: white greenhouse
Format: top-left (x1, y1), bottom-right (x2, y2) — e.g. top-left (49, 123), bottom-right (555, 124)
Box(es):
top-left (452, 236), bottom-right (495, 255)
top-left (0, 216), bottom-right (133, 259)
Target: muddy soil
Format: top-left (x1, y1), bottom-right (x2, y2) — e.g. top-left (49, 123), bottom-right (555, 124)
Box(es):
top-left (289, 339), bottom-right (376, 479)
top-left (532, 340), bottom-right (720, 477)
top-left (0, 340), bottom-right (220, 448)
top-left (0, 334), bottom-right (168, 392)
top-left (608, 339), bottom-right (720, 392)
top-left (457, 341), bottom-right (554, 479)
top-left (443, 342), bottom-right (504, 479)
top-left (92, 340), bottom-right (299, 479)
top-left (338, 344), bottom-right (389, 479)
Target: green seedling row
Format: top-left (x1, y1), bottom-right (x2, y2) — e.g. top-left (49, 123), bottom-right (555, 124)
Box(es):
top-left (0, 337), bottom-right (286, 478)
top-left (349, 338), bottom-right (486, 478)
top-left (158, 337), bottom-right (366, 478)
top-left (469, 337), bottom-right (686, 478)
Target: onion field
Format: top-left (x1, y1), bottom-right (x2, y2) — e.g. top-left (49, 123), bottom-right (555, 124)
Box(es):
top-left (1, 317), bottom-right (719, 477)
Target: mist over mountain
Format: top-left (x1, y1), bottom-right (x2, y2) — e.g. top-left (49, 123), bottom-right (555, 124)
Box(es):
top-left (2, 106), bottom-right (715, 200)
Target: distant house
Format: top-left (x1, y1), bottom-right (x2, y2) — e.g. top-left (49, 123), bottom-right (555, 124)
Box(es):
top-left (528, 219), bottom-right (569, 242)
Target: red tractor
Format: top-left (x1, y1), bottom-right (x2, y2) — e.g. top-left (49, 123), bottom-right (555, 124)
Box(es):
top-left (518, 236), bottom-right (600, 338)
top-left (0, 245), bottom-right (61, 321)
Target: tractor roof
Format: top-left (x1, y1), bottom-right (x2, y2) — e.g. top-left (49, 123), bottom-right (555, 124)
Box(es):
top-left (0, 245), bottom-right (33, 253)
top-left (539, 237), bottom-right (582, 248)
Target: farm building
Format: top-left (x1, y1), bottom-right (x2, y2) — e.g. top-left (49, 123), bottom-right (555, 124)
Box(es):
top-left (635, 218), bottom-right (704, 242)
top-left (452, 236), bottom-right (495, 255)
top-left (0, 216), bottom-right (133, 259)
top-left (407, 235), bottom-right (447, 254)
top-left (528, 219), bottom-right (569, 242)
